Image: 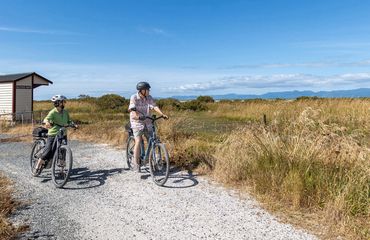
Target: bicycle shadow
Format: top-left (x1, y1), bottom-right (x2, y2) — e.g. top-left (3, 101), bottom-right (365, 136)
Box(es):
top-left (37, 167), bottom-right (123, 190)
top-left (63, 167), bottom-right (124, 190)
top-left (140, 167), bottom-right (199, 188)
top-left (22, 231), bottom-right (55, 239)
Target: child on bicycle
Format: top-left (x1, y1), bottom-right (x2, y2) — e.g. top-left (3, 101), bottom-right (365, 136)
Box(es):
top-left (128, 82), bottom-right (168, 172)
top-left (33, 95), bottom-right (78, 174)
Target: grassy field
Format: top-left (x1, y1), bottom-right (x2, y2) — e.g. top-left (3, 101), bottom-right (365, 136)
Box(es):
top-left (2, 96), bottom-right (370, 239)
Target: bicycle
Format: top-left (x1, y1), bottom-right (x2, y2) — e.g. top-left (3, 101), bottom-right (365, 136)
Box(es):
top-left (125, 109), bottom-right (170, 186)
top-left (30, 123), bottom-right (77, 188)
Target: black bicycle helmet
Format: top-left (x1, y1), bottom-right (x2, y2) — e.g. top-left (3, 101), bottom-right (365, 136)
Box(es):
top-left (136, 81), bottom-right (151, 91)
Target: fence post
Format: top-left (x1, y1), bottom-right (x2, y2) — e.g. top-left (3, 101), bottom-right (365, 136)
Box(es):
top-left (263, 114), bottom-right (267, 126)
top-left (31, 112), bottom-right (34, 129)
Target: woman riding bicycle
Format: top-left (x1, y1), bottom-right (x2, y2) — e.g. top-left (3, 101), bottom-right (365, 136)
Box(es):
top-left (128, 82), bottom-right (168, 172)
top-left (33, 95), bottom-right (78, 173)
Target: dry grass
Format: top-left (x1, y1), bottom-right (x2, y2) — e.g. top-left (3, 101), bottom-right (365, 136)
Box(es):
top-left (211, 98), bottom-right (370, 135)
top-left (2, 98), bottom-right (369, 239)
top-left (0, 173), bottom-right (26, 240)
top-left (213, 107), bottom-right (370, 239)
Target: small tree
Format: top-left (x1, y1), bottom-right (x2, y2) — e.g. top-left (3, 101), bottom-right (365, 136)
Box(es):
top-left (180, 100), bottom-right (208, 111)
top-left (96, 94), bottom-right (128, 110)
top-left (156, 98), bottom-right (181, 110)
top-left (196, 95), bottom-right (215, 103)
top-left (78, 94), bottom-right (91, 99)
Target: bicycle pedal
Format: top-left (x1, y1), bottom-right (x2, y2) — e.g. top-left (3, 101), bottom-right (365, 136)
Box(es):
top-left (57, 160), bottom-right (66, 167)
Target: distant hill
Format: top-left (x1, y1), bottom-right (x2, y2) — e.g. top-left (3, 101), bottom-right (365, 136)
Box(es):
top-left (171, 88), bottom-right (370, 100)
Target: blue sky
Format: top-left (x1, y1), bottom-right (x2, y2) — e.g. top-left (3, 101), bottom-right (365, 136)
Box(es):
top-left (0, 0), bottom-right (370, 99)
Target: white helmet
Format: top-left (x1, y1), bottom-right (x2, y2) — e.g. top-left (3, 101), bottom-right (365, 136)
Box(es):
top-left (51, 95), bottom-right (67, 107)
top-left (51, 94), bottom-right (67, 102)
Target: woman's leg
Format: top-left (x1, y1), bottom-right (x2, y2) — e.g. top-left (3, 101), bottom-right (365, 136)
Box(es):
top-left (133, 135), bottom-right (143, 172)
top-left (35, 137), bottom-right (55, 170)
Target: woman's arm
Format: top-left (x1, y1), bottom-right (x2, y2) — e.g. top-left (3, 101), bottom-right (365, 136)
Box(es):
top-left (153, 106), bottom-right (168, 119)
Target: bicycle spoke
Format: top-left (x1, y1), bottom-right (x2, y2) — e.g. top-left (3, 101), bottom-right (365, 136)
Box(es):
top-left (149, 143), bottom-right (170, 186)
top-left (52, 146), bottom-right (73, 188)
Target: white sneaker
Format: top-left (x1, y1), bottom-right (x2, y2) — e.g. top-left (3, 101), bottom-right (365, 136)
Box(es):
top-left (133, 164), bottom-right (141, 173)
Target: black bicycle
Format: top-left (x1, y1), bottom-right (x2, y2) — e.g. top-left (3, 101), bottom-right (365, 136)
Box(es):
top-left (30, 123), bottom-right (76, 188)
top-left (126, 109), bottom-right (170, 186)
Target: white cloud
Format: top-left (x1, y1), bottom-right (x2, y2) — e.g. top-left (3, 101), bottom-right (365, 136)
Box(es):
top-left (1, 60), bottom-right (369, 99)
top-left (0, 26), bottom-right (82, 35)
top-left (137, 26), bottom-right (171, 37)
top-left (0, 60), bottom-right (217, 99)
top-left (169, 73), bottom-right (370, 92)
top-left (291, 41), bottom-right (370, 49)
top-left (222, 59), bottom-right (370, 69)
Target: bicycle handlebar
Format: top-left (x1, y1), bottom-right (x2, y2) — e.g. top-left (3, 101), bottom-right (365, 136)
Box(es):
top-left (130, 107), bottom-right (168, 122)
top-left (145, 115), bottom-right (166, 122)
top-left (51, 122), bottom-right (78, 129)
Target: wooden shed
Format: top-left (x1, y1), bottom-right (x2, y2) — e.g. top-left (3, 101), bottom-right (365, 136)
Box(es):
top-left (0, 72), bottom-right (53, 120)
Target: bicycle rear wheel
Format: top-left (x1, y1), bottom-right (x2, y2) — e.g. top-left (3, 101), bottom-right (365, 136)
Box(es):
top-left (126, 136), bottom-right (135, 170)
top-left (51, 145), bottom-right (73, 188)
top-left (149, 143), bottom-right (170, 186)
top-left (30, 140), bottom-right (45, 177)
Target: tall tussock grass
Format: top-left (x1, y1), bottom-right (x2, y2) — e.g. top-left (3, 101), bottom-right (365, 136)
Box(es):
top-left (159, 115), bottom-right (217, 170)
top-left (213, 107), bottom-right (369, 238)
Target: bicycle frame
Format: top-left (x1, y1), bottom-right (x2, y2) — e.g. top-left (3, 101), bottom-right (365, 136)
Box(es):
top-left (45, 127), bottom-right (68, 161)
top-left (140, 123), bottom-right (160, 162)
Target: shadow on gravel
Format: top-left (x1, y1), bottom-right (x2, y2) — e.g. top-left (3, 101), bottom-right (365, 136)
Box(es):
top-left (140, 167), bottom-right (199, 188)
top-left (62, 167), bottom-right (124, 190)
top-left (36, 167), bottom-right (124, 190)
top-left (165, 168), bottom-right (199, 188)
top-left (23, 231), bottom-right (55, 239)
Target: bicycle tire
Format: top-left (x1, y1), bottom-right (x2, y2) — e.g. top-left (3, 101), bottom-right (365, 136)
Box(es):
top-left (149, 143), bottom-right (170, 186)
top-left (126, 136), bottom-right (135, 170)
top-left (51, 145), bottom-right (73, 188)
top-left (30, 140), bottom-right (45, 177)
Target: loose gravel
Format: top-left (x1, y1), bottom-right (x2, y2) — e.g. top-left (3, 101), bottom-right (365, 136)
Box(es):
top-left (0, 140), bottom-right (317, 240)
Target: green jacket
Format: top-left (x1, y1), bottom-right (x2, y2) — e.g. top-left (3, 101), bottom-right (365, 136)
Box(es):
top-left (43, 108), bottom-right (72, 136)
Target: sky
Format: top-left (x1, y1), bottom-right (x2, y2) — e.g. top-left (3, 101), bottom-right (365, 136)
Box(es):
top-left (0, 0), bottom-right (370, 99)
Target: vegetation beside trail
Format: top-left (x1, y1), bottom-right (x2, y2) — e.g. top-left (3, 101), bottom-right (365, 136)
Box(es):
top-left (3, 95), bottom-right (370, 239)
top-left (0, 174), bottom-right (27, 240)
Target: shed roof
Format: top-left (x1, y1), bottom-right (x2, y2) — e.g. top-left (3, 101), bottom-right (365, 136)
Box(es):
top-left (0, 72), bottom-right (53, 84)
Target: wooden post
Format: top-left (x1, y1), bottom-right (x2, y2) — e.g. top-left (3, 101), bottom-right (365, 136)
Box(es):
top-left (31, 111), bottom-right (34, 129)
top-left (263, 114), bottom-right (267, 125)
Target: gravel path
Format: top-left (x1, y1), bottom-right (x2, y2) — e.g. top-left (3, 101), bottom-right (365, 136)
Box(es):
top-left (0, 140), bottom-right (317, 240)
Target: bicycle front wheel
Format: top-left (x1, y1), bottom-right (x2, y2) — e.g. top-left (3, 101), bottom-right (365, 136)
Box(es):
top-left (30, 140), bottom-right (45, 177)
top-left (51, 145), bottom-right (73, 188)
top-left (149, 143), bottom-right (170, 186)
top-left (126, 136), bottom-right (135, 170)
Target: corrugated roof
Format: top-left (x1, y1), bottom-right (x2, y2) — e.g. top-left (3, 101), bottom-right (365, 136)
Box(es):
top-left (0, 72), bottom-right (34, 82)
top-left (0, 72), bottom-right (53, 84)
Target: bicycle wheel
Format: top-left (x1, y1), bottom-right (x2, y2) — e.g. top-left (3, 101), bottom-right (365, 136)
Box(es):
top-left (149, 143), bottom-right (170, 186)
top-left (126, 136), bottom-right (135, 170)
top-left (30, 140), bottom-right (45, 177)
top-left (51, 145), bottom-right (73, 188)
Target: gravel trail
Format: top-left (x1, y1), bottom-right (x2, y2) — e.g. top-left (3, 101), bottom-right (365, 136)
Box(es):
top-left (0, 140), bottom-right (317, 240)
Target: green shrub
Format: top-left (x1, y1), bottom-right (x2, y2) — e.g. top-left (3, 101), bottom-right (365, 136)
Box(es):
top-left (219, 99), bottom-right (234, 103)
top-left (196, 95), bottom-right (215, 103)
top-left (96, 94), bottom-right (129, 111)
top-left (179, 100), bottom-right (208, 111)
top-left (296, 96), bottom-right (321, 101)
top-left (156, 98), bottom-right (181, 110)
